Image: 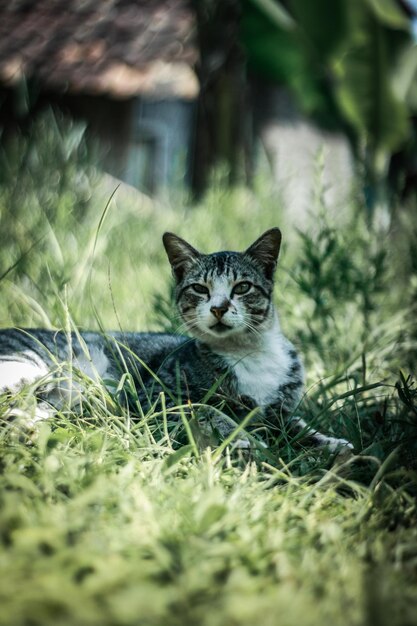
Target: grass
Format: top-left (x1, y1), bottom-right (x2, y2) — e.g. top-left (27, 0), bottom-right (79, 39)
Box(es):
top-left (1, 112), bottom-right (417, 626)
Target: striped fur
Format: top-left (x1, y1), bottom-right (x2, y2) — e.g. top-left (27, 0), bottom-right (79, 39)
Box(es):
top-left (0, 229), bottom-right (352, 450)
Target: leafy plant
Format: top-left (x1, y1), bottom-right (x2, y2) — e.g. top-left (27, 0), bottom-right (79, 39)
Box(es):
top-left (241, 0), bottom-right (417, 208)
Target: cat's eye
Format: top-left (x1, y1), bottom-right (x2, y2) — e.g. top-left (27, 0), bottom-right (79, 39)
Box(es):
top-left (190, 283), bottom-right (210, 295)
top-left (232, 281), bottom-right (252, 296)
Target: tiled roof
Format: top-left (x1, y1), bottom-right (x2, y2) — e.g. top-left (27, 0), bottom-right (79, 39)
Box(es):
top-left (0, 0), bottom-right (199, 99)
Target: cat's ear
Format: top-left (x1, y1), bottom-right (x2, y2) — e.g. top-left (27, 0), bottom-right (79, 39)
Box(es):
top-left (163, 232), bottom-right (201, 282)
top-left (244, 228), bottom-right (282, 280)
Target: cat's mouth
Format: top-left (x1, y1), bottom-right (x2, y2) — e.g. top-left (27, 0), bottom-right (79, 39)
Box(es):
top-left (209, 321), bottom-right (233, 334)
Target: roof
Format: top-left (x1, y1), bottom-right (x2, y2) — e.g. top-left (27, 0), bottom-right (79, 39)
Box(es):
top-left (0, 0), bottom-right (199, 100)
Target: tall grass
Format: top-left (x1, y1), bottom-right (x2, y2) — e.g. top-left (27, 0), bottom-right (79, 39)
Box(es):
top-left (0, 112), bottom-right (416, 626)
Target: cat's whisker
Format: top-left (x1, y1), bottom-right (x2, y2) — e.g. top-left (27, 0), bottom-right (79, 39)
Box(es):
top-left (241, 319), bottom-right (263, 340)
top-left (174, 319), bottom-right (202, 338)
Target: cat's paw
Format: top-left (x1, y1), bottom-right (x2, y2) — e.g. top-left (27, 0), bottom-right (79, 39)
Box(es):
top-left (324, 436), bottom-right (354, 453)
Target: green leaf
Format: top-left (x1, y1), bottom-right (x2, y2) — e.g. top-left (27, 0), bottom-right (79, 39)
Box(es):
top-left (162, 444), bottom-right (194, 471)
top-left (197, 502), bottom-right (228, 532)
top-left (391, 44), bottom-right (417, 105)
top-left (365, 0), bottom-right (411, 30)
top-left (241, 4), bottom-right (304, 82)
top-left (246, 0), bottom-right (296, 31)
top-left (335, 4), bottom-right (409, 165)
top-left (289, 0), bottom-right (350, 59)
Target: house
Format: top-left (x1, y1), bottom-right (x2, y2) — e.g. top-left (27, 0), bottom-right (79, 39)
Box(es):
top-left (0, 0), bottom-right (353, 221)
top-left (0, 0), bottom-right (199, 193)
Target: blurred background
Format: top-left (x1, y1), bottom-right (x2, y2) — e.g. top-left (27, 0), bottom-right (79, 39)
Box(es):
top-left (0, 0), bottom-right (417, 224)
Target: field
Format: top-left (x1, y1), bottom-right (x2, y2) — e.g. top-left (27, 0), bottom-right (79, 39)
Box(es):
top-left (1, 115), bottom-right (417, 626)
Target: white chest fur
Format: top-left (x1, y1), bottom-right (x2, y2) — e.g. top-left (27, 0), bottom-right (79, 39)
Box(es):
top-left (220, 326), bottom-right (297, 407)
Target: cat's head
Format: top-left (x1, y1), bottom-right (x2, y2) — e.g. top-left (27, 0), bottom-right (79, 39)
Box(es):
top-left (163, 229), bottom-right (281, 344)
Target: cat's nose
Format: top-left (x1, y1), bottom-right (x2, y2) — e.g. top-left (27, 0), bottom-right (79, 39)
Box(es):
top-left (210, 302), bottom-right (229, 320)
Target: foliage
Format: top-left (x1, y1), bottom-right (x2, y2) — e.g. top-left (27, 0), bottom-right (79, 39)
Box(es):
top-left (241, 0), bottom-right (417, 198)
top-left (1, 423), bottom-right (417, 626)
top-left (0, 109), bottom-right (100, 323)
top-left (1, 116), bottom-right (417, 625)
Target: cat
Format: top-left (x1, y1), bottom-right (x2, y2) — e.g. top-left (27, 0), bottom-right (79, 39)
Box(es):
top-left (0, 228), bottom-right (352, 451)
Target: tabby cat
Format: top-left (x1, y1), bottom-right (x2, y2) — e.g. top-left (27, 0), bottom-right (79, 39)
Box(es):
top-left (0, 228), bottom-right (351, 450)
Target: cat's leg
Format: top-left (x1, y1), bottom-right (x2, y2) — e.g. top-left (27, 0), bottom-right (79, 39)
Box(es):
top-left (289, 416), bottom-right (353, 452)
top-left (192, 406), bottom-right (252, 449)
top-left (45, 343), bottom-right (112, 409)
top-left (0, 355), bottom-right (49, 393)
top-left (193, 405), bottom-right (269, 451)
top-left (0, 354), bottom-right (54, 426)
top-left (0, 343), bottom-right (110, 422)
top-left (1, 335), bottom-right (113, 431)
